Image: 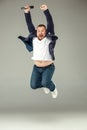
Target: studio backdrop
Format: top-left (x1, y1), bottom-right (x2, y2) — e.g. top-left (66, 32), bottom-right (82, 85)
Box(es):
top-left (0, 0), bottom-right (87, 110)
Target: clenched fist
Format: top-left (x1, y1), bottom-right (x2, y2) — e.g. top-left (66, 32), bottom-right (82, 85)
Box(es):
top-left (40, 4), bottom-right (48, 11)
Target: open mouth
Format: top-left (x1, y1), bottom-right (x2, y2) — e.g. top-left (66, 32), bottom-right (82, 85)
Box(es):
top-left (39, 35), bottom-right (43, 37)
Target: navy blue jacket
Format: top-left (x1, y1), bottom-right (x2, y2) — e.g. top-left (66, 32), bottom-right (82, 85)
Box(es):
top-left (18, 9), bottom-right (58, 60)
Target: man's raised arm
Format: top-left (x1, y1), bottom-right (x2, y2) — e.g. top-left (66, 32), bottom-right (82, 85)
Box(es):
top-left (24, 5), bottom-right (35, 34)
top-left (40, 4), bottom-right (55, 34)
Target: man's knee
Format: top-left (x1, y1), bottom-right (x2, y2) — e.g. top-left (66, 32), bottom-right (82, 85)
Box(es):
top-left (41, 81), bottom-right (49, 87)
top-left (30, 82), bottom-right (37, 89)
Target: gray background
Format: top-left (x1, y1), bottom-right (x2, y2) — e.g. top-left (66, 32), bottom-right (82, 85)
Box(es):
top-left (0, 0), bottom-right (87, 111)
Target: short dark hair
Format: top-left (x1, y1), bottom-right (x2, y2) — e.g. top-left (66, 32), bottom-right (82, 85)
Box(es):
top-left (37, 24), bottom-right (46, 29)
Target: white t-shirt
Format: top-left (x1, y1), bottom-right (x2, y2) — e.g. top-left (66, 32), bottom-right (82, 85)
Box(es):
top-left (31, 37), bottom-right (52, 61)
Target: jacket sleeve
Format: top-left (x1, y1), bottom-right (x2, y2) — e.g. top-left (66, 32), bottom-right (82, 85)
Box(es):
top-left (43, 9), bottom-right (55, 34)
top-left (24, 12), bottom-right (36, 34)
top-left (18, 12), bottom-right (35, 52)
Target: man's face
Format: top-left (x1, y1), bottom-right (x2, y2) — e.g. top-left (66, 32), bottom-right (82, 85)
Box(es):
top-left (36, 26), bottom-right (46, 40)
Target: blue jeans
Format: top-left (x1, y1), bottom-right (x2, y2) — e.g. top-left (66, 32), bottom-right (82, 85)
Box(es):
top-left (30, 63), bottom-right (55, 91)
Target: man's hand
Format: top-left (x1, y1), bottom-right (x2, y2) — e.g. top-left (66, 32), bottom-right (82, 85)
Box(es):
top-left (40, 4), bottom-right (48, 11)
top-left (24, 5), bottom-right (31, 13)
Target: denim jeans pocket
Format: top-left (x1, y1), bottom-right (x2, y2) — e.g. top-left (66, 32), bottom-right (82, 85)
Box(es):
top-left (49, 63), bottom-right (55, 71)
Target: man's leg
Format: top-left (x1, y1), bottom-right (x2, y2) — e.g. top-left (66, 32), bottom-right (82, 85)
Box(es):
top-left (30, 65), bottom-right (42, 89)
top-left (42, 63), bottom-right (58, 98)
top-left (42, 64), bottom-right (55, 91)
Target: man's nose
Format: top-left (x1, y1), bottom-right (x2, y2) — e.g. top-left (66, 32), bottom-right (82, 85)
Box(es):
top-left (40, 33), bottom-right (42, 35)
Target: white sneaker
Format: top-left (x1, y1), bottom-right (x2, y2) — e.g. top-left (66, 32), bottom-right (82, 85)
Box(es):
top-left (51, 88), bottom-right (58, 98)
top-left (43, 87), bottom-right (50, 94)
